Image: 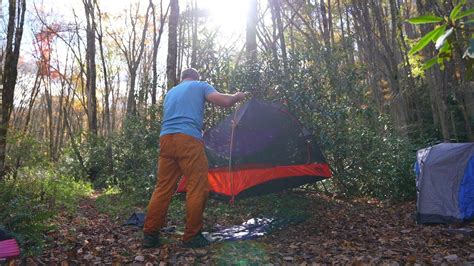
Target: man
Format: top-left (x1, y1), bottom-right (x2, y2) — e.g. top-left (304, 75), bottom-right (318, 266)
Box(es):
top-left (143, 68), bottom-right (246, 248)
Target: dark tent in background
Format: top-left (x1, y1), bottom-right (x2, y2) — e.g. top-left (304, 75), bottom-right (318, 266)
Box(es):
top-left (415, 143), bottom-right (474, 224)
top-left (177, 99), bottom-right (331, 200)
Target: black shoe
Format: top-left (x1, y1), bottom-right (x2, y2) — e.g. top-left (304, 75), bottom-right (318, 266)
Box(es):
top-left (142, 233), bottom-right (161, 249)
top-left (182, 232), bottom-right (211, 248)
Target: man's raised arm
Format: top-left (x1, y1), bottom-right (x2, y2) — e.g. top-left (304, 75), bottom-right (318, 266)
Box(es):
top-left (205, 91), bottom-right (247, 107)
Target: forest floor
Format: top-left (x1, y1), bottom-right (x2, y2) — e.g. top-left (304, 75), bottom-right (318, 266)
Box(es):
top-left (23, 190), bottom-right (474, 264)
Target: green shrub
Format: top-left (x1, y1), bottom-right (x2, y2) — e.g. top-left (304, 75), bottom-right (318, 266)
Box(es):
top-left (109, 117), bottom-right (160, 193)
top-left (57, 115), bottom-right (160, 194)
top-left (320, 113), bottom-right (415, 200)
top-left (6, 131), bottom-right (49, 169)
top-left (0, 167), bottom-right (92, 255)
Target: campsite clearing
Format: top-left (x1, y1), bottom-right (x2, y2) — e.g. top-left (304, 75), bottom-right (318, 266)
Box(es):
top-left (20, 190), bottom-right (474, 264)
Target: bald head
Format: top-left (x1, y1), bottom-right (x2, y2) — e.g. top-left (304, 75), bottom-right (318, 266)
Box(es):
top-left (181, 68), bottom-right (200, 81)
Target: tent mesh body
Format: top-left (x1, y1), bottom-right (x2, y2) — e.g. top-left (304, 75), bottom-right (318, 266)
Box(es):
top-left (177, 99), bottom-right (331, 199)
top-left (416, 143), bottom-right (474, 224)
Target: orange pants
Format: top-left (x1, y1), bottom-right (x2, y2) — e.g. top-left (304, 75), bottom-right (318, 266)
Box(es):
top-left (143, 133), bottom-right (209, 242)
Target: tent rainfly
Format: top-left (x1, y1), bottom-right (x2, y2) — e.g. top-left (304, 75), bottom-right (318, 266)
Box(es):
top-left (415, 142), bottom-right (474, 224)
top-left (177, 99), bottom-right (332, 200)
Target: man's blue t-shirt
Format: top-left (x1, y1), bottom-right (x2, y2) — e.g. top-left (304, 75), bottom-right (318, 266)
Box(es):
top-left (160, 80), bottom-right (217, 140)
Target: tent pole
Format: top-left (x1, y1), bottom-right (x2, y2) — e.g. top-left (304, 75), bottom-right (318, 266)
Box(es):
top-left (228, 105), bottom-right (240, 204)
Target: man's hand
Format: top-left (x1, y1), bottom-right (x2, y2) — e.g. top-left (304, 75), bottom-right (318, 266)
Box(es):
top-left (206, 91), bottom-right (248, 107)
top-left (233, 92), bottom-right (247, 102)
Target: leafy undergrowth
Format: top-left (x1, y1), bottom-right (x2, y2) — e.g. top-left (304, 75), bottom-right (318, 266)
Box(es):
top-left (0, 169), bottom-right (93, 256)
top-left (16, 190), bottom-right (474, 264)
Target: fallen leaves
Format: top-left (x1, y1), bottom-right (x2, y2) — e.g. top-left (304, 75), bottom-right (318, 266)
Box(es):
top-left (18, 191), bottom-right (474, 264)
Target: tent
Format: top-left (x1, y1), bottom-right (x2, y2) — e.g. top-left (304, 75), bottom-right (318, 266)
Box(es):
top-left (177, 99), bottom-right (331, 200)
top-left (415, 142), bottom-right (474, 224)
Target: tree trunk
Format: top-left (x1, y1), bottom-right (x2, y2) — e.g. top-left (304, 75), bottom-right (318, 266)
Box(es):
top-left (388, 0), bottom-right (408, 137)
top-left (42, 77), bottom-right (55, 160)
top-left (176, 11), bottom-right (185, 83)
top-left (437, 68), bottom-right (451, 141)
top-left (319, 0), bottom-right (331, 48)
top-left (269, 0), bottom-right (288, 78)
top-left (63, 106), bottom-right (87, 175)
top-left (344, 5), bottom-right (355, 64)
top-left (269, 0), bottom-right (282, 76)
top-left (151, 0), bottom-right (169, 112)
top-left (22, 71), bottom-right (41, 135)
top-left (167, 0), bottom-right (179, 90)
top-left (53, 83), bottom-right (65, 160)
top-left (337, 0), bottom-right (347, 58)
top-left (0, 0), bottom-right (26, 177)
top-left (246, 0), bottom-right (258, 94)
top-left (83, 0), bottom-right (98, 135)
top-left (246, 0), bottom-right (258, 62)
top-left (96, 1), bottom-right (111, 137)
top-left (190, 0), bottom-right (198, 68)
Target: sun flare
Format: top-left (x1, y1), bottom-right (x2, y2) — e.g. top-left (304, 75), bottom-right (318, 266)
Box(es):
top-left (200, 0), bottom-right (250, 36)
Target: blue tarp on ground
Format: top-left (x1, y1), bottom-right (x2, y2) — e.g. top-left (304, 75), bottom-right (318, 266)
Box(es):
top-left (124, 212), bottom-right (145, 227)
top-left (124, 212), bottom-right (305, 242)
top-left (205, 216), bottom-right (306, 242)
